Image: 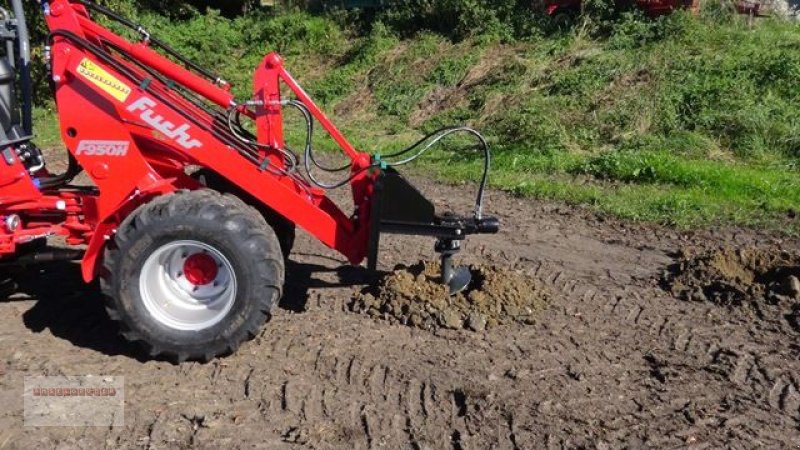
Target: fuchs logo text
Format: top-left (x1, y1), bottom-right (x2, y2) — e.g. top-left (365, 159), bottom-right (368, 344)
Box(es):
top-left (127, 97), bottom-right (203, 150)
top-left (76, 140), bottom-right (130, 157)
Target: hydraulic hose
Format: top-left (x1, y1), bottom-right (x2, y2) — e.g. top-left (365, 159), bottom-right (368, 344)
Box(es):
top-left (74, 0), bottom-right (228, 86)
top-left (381, 126), bottom-right (491, 220)
top-left (225, 106), bottom-right (300, 176)
top-left (284, 99), bottom-right (491, 219)
top-left (285, 100), bottom-right (350, 173)
top-left (38, 153), bottom-right (82, 189)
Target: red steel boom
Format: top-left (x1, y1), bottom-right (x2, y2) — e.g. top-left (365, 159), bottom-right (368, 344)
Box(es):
top-left (42, 0), bottom-right (381, 281)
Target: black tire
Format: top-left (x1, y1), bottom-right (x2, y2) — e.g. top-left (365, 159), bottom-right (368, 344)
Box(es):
top-left (193, 169), bottom-right (296, 259)
top-left (101, 190), bottom-right (285, 363)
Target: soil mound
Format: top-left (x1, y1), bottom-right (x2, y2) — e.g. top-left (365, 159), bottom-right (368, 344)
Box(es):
top-left (663, 246), bottom-right (800, 308)
top-left (351, 261), bottom-right (549, 332)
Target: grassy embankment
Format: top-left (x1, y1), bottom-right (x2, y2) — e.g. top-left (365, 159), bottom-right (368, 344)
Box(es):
top-left (33, 8), bottom-right (800, 231)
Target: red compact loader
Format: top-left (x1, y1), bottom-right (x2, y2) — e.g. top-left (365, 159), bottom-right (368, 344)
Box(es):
top-left (0, 0), bottom-right (498, 361)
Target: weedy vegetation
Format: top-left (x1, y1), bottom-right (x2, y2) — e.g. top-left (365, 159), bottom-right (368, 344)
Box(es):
top-left (31, 0), bottom-right (800, 230)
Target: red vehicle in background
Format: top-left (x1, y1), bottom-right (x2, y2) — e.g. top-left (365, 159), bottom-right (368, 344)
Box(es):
top-left (542, 0), bottom-right (763, 27)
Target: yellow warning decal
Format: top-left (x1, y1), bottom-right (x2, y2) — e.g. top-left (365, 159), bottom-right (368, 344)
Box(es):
top-left (76, 58), bottom-right (132, 102)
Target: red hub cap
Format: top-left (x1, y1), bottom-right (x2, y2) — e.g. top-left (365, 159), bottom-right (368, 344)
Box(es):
top-left (183, 253), bottom-right (219, 286)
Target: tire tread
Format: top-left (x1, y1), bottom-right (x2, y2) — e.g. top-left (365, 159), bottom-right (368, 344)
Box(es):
top-left (101, 189), bottom-right (285, 363)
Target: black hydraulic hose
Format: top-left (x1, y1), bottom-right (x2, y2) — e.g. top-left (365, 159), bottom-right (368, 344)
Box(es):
top-left (285, 98), bottom-right (491, 219)
top-left (38, 153), bottom-right (82, 189)
top-left (225, 106), bottom-right (300, 175)
top-left (74, 0), bottom-right (138, 29)
top-left (273, 99), bottom-right (375, 189)
top-left (285, 100), bottom-right (351, 173)
top-left (75, 0), bottom-right (227, 86)
top-left (381, 125), bottom-right (465, 159)
top-left (222, 106), bottom-right (315, 193)
top-left (101, 38), bottom-right (252, 152)
top-left (382, 126), bottom-right (491, 220)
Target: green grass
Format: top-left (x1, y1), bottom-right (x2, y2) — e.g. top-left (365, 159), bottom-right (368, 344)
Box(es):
top-left (33, 106), bottom-right (62, 149)
top-left (426, 149), bottom-right (800, 228)
top-left (28, 6), bottom-right (800, 233)
top-left (288, 119), bottom-right (800, 229)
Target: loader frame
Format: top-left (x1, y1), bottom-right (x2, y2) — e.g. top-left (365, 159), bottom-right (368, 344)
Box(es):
top-left (5, 0), bottom-right (377, 281)
top-left (0, 0), bottom-right (497, 289)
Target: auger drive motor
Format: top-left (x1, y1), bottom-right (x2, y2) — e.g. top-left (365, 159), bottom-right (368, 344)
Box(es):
top-left (0, 0), bottom-right (499, 362)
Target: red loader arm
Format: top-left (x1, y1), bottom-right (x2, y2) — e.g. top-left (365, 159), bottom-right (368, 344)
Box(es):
top-left (43, 0), bottom-right (378, 281)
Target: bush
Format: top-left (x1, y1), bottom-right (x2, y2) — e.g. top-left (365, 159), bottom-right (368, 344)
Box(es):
top-left (377, 0), bottom-right (538, 41)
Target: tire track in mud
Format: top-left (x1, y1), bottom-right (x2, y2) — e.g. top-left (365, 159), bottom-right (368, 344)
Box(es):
top-left (4, 250), bottom-right (798, 449)
top-left (252, 268), bottom-right (670, 448)
top-left (299, 266), bottom-right (798, 448)
top-left (250, 336), bottom-right (468, 449)
top-left (3, 177), bottom-right (800, 448)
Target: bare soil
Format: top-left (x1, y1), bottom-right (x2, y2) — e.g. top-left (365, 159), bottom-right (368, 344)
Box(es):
top-left (351, 261), bottom-right (549, 331)
top-left (1, 175), bottom-right (799, 449)
top-left (664, 246), bottom-right (800, 307)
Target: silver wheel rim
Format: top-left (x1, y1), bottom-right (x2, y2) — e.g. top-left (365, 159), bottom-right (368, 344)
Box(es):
top-left (140, 240), bottom-right (237, 331)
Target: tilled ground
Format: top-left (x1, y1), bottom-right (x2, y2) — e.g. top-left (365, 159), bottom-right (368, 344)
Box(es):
top-left (351, 261), bottom-right (550, 331)
top-left (1, 176), bottom-right (799, 449)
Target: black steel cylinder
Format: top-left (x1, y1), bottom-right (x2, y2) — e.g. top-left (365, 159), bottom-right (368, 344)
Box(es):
top-left (0, 57), bottom-right (19, 132)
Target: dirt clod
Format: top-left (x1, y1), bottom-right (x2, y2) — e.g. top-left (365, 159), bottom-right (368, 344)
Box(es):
top-left (351, 261), bottom-right (549, 331)
top-left (784, 275), bottom-right (800, 298)
top-left (663, 246), bottom-right (800, 307)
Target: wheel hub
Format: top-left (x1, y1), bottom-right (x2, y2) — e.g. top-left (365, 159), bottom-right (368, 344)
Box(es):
top-left (139, 240), bottom-right (237, 331)
top-left (183, 252), bottom-right (219, 286)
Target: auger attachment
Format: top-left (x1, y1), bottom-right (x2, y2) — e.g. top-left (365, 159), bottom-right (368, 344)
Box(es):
top-left (367, 168), bottom-right (499, 296)
top-left (437, 238), bottom-right (472, 295)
